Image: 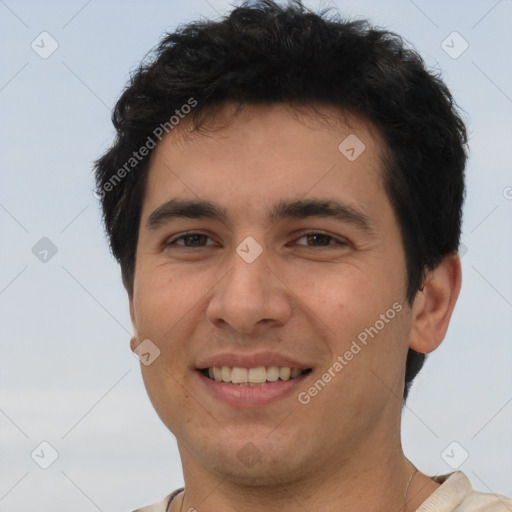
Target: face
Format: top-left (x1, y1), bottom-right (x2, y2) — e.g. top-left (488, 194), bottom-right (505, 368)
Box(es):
top-left (130, 103), bottom-right (414, 485)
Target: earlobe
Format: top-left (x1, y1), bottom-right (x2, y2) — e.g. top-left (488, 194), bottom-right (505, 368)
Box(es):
top-left (130, 334), bottom-right (138, 353)
top-left (409, 252), bottom-right (462, 354)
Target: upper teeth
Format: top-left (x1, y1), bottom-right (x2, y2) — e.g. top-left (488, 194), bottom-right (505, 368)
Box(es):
top-left (207, 366), bottom-right (304, 384)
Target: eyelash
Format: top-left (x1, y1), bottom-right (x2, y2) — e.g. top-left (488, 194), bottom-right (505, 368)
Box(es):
top-left (165, 231), bottom-right (347, 249)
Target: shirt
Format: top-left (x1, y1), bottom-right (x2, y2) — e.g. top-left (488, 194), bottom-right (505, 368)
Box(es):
top-left (133, 471), bottom-right (512, 511)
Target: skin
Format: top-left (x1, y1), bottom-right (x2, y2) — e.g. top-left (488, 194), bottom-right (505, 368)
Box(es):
top-left (129, 103), bottom-right (461, 512)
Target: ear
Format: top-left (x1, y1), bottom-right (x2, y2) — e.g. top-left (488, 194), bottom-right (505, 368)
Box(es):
top-left (409, 252), bottom-right (462, 354)
top-left (129, 295), bottom-right (139, 353)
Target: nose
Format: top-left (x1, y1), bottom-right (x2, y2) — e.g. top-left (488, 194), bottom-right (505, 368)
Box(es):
top-left (206, 244), bottom-right (293, 334)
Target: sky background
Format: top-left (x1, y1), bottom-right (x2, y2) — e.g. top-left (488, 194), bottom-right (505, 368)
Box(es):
top-left (0, 0), bottom-right (511, 511)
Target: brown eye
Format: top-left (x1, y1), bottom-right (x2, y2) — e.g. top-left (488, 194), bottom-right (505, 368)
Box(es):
top-left (167, 233), bottom-right (213, 247)
top-left (295, 232), bottom-right (346, 247)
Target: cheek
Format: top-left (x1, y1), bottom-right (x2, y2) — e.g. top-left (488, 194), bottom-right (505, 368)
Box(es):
top-left (286, 261), bottom-right (393, 329)
top-left (287, 261), bottom-right (408, 378)
top-left (133, 265), bottom-right (193, 337)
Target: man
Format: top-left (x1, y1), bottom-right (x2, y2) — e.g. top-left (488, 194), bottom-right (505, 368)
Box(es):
top-left (94, 1), bottom-right (512, 511)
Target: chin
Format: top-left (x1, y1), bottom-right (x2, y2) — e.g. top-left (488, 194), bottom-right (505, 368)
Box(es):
top-left (182, 432), bottom-right (313, 487)
top-left (208, 454), bottom-right (308, 488)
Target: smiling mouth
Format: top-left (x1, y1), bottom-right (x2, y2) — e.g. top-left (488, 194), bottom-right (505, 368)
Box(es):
top-left (200, 366), bottom-right (312, 386)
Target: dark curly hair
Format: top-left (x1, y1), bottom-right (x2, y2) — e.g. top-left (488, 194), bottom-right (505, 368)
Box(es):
top-left (94, 0), bottom-right (467, 402)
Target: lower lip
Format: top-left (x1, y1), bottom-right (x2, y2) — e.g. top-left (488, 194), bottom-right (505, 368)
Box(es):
top-left (197, 371), bottom-right (311, 407)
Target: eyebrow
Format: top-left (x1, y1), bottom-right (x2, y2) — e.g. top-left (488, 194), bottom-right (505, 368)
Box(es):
top-left (146, 198), bottom-right (375, 233)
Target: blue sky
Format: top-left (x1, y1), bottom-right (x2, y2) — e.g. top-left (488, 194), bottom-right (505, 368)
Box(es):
top-left (1, 1), bottom-right (511, 510)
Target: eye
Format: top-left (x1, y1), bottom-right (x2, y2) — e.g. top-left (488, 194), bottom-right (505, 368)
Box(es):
top-left (294, 231), bottom-right (347, 247)
top-left (165, 232), bottom-right (216, 248)
top-left (164, 231), bottom-right (347, 249)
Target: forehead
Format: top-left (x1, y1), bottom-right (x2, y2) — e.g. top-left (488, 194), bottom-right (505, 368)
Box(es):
top-left (142, 102), bottom-right (390, 224)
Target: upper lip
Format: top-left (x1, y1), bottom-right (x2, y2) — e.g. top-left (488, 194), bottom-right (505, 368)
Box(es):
top-left (196, 351), bottom-right (312, 370)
